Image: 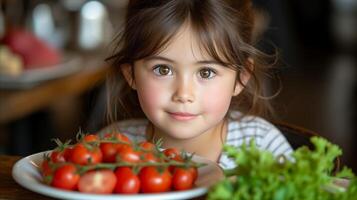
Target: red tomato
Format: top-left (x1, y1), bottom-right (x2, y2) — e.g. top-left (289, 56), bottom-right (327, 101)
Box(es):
top-left (104, 132), bottom-right (131, 144)
top-left (172, 167), bottom-right (194, 190)
top-left (78, 169), bottom-right (117, 194)
top-left (115, 133), bottom-right (131, 144)
top-left (116, 145), bottom-right (141, 163)
top-left (51, 147), bottom-right (72, 163)
top-left (100, 132), bottom-right (132, 162)
top-left (139, 141), bottom-right (156, 151)
top-left (63, 147), bottom-right (73, 161)
top-left (50, 150), bottom-right (67, 163)
top-left (141, 152), bottom-right (160, 163)
top-left (41, 159), bottom-right (53, 185)
top-left (163, 148), bottom-right (183, 162)
top-left (51, 164), bottom-right (79, 190)
top-left (163, 148), bottom-right (184, 173)
top-left (114, 167), bottom-right (140, 194)
top-left (100, 142), bottom-right (120, 162)
top-left (170, 166), bottom-right (198, 182)
top-left (188, 167), bottom-right (198, 182)
top-left (83, 134), bottom-right (99, 143)
top-left (70, 143), bottom-right (102, 165)
top-left (41, 159), bottom-right (52, 176)
top-left (139, 167), bottom-right (172, 193)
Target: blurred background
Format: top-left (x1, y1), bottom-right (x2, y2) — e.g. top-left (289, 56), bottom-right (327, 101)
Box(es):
top-left (0, 0), bottom-right (356, 172)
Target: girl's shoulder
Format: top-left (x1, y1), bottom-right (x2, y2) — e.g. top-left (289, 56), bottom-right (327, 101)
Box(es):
top-left (218, 111), bottom-right (293, 169)
top-left (226, 111), bottom-right (292, 150)
top-left (227, 110), bottom-right (277, 134)
top-left (98, 119), bottom-right (148, 142)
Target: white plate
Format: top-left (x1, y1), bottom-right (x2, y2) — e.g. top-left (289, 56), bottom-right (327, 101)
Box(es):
top-left (0, 53), bottom-right (82, 89)
top-left (12, 151), bottom-right (224, 200)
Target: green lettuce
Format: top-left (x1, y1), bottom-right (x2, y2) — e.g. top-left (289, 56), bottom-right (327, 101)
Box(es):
top-left (208, 137), bottom-right (357, 200)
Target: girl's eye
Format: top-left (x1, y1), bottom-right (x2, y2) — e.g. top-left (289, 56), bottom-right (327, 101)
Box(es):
top-left (153, 65), bottom-right (172, 76)
top-left (199, 68), bottom-right (216, 79)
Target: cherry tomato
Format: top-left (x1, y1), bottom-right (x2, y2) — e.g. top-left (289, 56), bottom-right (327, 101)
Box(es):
top-left (51, 164), bottom-right (79, 190)
top-left (163, 148), bottom-right (183, 162)
top-left (139, 166), bottom-right (172, 193)
top-left (63, 147), bottom-right (73, 161)
top-left (188, 167), bottom-right (198, 182)
top-left (100, 142), bottom-right (120, 162)
top-left (41, 159), bottom-right (52, 176)
top-left (78, 169), bottom-right (117, 194)
top-left (139, 141), bottom-right (156, 151)
top-left (141, 152), bottom-right (160, 163)
top-left (50, 150), bottom-right (67, 163)
top-left (116, 145), bottom-right (141, 163)
top-left (100, 132), bottom-right (132, 162)
top-left (51, 139), bottom-right (73, 161)
top-left (70, 143), bottom-right (102, 165)
top-left (114, 167), bottom-right (140, 194)
top-left (41, 159), bottom-right (53, 185)
top-left (115, 133), bottom-right (131, 144)
top-left (172, 167), bottom-right (194, 190)
top-left (83, 134), bottom-right (99, 143)
top-left (104, 132), bottom-right (131, 144)
top-left (163, 148), bottom-right (184, 173)
top-left (138, 141), bottom-right (159, 162)
top-left (170, 165), bottom-right (198, 182)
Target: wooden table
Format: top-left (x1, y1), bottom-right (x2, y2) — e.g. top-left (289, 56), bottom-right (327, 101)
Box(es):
top-left (0, 57), bottom-right (111, 124)
top-left (0, 155), bottom-right (52, 200)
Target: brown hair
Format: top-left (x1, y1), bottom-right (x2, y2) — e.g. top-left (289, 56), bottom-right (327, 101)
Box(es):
top-left (105, 0), bottom-right (278, 124)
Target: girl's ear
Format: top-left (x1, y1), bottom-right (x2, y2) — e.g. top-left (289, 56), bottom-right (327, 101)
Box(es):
top-left (233, 58), bottom-right (253, 96)
top-left (121, 64), bottom-right (137, 90)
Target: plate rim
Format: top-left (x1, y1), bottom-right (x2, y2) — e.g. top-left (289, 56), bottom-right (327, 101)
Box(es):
top-left (12, 151), bottom-right (223, 200)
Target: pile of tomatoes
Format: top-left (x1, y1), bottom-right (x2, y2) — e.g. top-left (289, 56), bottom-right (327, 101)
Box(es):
top-left (41, 132), bottom-right (200, 194)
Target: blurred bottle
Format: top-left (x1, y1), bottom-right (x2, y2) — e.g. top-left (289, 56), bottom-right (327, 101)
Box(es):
top-left (31, 2), bottom-right (67, 49)
top-left (77, 0), bottom-right (113, 51)
top-left (31, 0), bottom-right (113, 52)
top-left (331, 0), bottom-right (357, 50)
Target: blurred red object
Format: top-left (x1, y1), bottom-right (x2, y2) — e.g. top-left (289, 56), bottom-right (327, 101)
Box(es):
top-left (1, 28), bottom-right (61, 69)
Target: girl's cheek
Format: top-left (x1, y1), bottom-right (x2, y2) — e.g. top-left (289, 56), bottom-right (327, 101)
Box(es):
top-left (201, 85), bottom-right (233, 116)
top-left (136, 80), bottom-right (168, 113)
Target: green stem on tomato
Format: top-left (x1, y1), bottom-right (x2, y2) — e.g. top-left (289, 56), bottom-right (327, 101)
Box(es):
top-left (61, 159), bottom-right (206, 175)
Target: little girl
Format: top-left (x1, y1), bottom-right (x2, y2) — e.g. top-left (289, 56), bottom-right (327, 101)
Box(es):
top-left (104, 0), bottom-right (293, 169)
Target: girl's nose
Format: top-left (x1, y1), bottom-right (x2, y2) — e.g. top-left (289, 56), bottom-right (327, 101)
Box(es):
top-left (172, 77), bottom-right (195, 103)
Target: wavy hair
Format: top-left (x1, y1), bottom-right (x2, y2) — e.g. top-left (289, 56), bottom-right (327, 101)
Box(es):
top-left (105, 0), bottom-right (279, 124)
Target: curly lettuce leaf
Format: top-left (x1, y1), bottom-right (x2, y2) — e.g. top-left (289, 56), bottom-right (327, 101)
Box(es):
top-left (208, 137), bottom-right (357, 200)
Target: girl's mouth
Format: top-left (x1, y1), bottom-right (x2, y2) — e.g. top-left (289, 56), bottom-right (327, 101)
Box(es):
top-left (168, 112), bottom-right (197, 121)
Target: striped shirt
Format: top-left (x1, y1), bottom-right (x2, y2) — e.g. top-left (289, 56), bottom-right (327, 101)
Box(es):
top-left (99, 111), bottom-right (293, 169)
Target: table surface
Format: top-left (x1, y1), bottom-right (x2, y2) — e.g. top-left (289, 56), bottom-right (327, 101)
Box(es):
top-left (0, 155), bottom-right (53, 200)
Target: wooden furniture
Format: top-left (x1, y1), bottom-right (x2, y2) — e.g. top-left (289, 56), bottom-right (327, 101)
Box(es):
top-left (0, 57), bottom-right (111, 125)
top-left (273, 121), bottom-right (319, 149)
top-left (0, 55), bottom-right (111, 155)
top-left (273, 121), bottom-right (341, 173)
top-left (0, 155), bottom-right (52, 199)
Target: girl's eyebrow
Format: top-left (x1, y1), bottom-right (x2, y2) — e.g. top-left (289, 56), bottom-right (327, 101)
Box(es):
top-left (144, 56), bottom-right (174, 63)
top-left (144, 56), bottom-right (222, 65)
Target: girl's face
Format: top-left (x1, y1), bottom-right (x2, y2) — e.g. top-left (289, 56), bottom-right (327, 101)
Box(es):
top-left (127, 25), bottom-right (245, 140)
